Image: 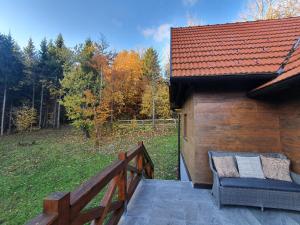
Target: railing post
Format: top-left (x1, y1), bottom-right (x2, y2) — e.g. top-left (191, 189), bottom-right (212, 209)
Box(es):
top-left (43, 192), bottom-right (70, 225)
top-left (118, 152), bottom-right (127, 213)
top-left (138, 141), bottom-right (143, 148)
top-left (137, 142), bottom-right (144, 174)
top-left (145, 163), bottom-right (154, 179)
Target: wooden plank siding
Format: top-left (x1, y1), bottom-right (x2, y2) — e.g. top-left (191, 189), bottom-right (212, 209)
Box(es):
top-left (180, 91), bottom-right (300, 185)
top-left (180, 95), bottom-right (195, 183)
top-left (279, 100), bottom-right (300, 173)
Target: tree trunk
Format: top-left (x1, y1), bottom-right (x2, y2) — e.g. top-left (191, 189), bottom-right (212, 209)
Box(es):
top-left (110, 104), bottom-right (113, 124)
top-left (152, 82), bottom-right (155, 129)
top-left (57, 98), bottom-right (61, 129)
top-left (44, 105), bottom-right (48, 128)
top-left (7, 104), bottom-right (12, 134)
top-left (1, 83), bottom-right (7, 136)
top-left (30, 83), bottom-right (35, 132)
top-left (110, 71), bottom-right (114, 130)
top-left (93, 104), bottom-right (100, 145)
top-left (110, 98), bottom-right (114, 131)
top-left (32, 83), bottom-right (35, 109)
top-left (94, 125), bottom-right (100, 146)
top-left (99, 68), bottom-right (103, 100)
top-left (53, 100), bottom-right (57, 128)
top-left (39, 85), bottom-right (44, 129)
top-left (82, 127), bottom-right (90, 139)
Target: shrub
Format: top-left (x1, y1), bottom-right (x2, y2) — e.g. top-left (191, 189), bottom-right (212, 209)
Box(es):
top-left (14, 105), bottom-right (37, 132)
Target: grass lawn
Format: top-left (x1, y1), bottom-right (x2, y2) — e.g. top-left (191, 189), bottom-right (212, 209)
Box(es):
top-left (0, 125), bottom-right (177, 225)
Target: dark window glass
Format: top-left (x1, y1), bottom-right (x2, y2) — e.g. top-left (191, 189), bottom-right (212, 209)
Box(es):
top-left (184, 114), bottom-right (187, 139)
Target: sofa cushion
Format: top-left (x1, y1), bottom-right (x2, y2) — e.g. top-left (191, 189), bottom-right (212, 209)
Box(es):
top-left (236, 156), bottom-right (265, 179)
top-left (220, 177), bottom-right (300, 192)
top-left (212, 156), bottom-right (239, 178)
top-left (260, 155), bottom-right (292, 182)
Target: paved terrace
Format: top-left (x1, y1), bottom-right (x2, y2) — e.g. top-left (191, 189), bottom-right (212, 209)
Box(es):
top-left (118, 179), bottom-right (300, 225)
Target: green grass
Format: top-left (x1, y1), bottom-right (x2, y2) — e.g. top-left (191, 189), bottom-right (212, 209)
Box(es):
top-left (0, 126), bottom-right (177, 225)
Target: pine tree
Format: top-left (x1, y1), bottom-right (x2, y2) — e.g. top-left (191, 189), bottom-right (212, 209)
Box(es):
top-left (141, 48), bottom-right (161, 128)
top-left (55, 33), bottom-right (64, 49)
top-left (0, 33), bottom-right (24, 135)
top-left (48, 34), bottom-right (72, 128)
top-left (23, 38), bottom-right (38, 131)
top-left (37, 38), bottom-right (50, 128)
top-left (23, 39), bottom-right (37, 106)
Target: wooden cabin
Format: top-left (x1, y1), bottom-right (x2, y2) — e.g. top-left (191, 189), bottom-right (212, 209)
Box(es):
top-left (170, 17), bottom-right (300, 186)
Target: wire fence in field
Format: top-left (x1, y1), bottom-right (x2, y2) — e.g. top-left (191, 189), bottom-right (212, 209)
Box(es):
top-left (116, 119), bottom-right (178, 128)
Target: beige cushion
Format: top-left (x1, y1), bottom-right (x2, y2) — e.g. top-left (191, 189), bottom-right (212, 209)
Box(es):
top-left (213, 156), bottom-right (239, 178)
top-left (260, 155), bottom-right (292, 182)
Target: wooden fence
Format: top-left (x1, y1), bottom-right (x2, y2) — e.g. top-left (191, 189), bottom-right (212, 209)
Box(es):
top-left (117, 118), bottom-right (177, 127)
top-left (26, 142), bottom-right (154, 225)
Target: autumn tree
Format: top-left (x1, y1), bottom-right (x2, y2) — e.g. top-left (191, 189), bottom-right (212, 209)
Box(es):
top-left (164, 60), bottom-right (171, 81)
top-left (14, 105), bottom-right (37, 132)
top-left (88, 44), bottom-right (114, 140)
top-left (61, 40), bottom-right (94, 137)
top-left (241, 0), bottom-right (300, 20)
top-left (111, 50), bottom-right (144, 119)
top-left (141, 81), bottom-right (170, 119)
top-left (61, 39), bottom-right (112, 141)
top-left (0, 31), bottom-right (172, 136)
top-left (61, 67), bottom-right (101, 138)
top-left (105, 69), bottom-right (124, 123)
top-left (141, 48), bottom-right (160, 128)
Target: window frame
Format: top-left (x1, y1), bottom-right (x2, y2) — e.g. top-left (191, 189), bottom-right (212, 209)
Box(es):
top-left (183, 113), bottom-right (188, 140)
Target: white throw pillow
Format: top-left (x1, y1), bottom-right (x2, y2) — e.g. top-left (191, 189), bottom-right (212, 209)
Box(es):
top-left (236, 156), bottom-right (265, 179)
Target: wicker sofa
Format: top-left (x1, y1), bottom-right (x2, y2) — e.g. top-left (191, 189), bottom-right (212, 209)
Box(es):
top-left (208, 151), bottom-right (300, 211)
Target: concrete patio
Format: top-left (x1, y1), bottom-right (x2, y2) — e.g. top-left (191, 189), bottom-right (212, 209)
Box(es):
top-left (118, 179), bottom-right (300, 225)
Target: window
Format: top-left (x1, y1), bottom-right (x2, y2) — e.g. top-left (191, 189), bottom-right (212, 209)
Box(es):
top-left (183, 114), bottom-right (187, 139)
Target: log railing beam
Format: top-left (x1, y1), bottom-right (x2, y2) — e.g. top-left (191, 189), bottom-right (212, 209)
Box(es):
top-left (26, 142), bottom-right (154, 225)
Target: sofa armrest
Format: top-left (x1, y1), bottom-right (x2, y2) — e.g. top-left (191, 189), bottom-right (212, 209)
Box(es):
top-left (291, 171), bottom-right (300, 185)
top-left (208, 152), bottom-right (219, 182)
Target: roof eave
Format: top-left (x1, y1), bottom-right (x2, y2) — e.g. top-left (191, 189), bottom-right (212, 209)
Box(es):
top-left (170, 73), bottom-right (277, 82)
top-left (248, 73), bottom-right (300, 97)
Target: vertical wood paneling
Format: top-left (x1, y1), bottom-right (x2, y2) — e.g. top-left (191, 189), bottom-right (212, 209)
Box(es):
top-left (182, 91), bottom-right (300, 185)
top-left (180, 95), bottom-right (196, 182)
top-left (279, 101), bottom-right (300, 173)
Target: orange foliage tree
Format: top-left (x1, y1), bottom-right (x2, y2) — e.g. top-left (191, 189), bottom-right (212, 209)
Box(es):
top-left (110, 50), bottom-right (144, 119)
top-left (61, 41), bottom-right (171, 140)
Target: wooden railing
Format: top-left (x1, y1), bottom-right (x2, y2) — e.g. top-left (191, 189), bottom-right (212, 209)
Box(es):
top-left (27, 141), bottom-right (154, 225)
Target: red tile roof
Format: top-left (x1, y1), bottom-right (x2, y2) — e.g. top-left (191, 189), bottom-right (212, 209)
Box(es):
top-left (171, 17), bottom-right (300, 78)
top-left (252, 39), bottom-right (300, 92)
